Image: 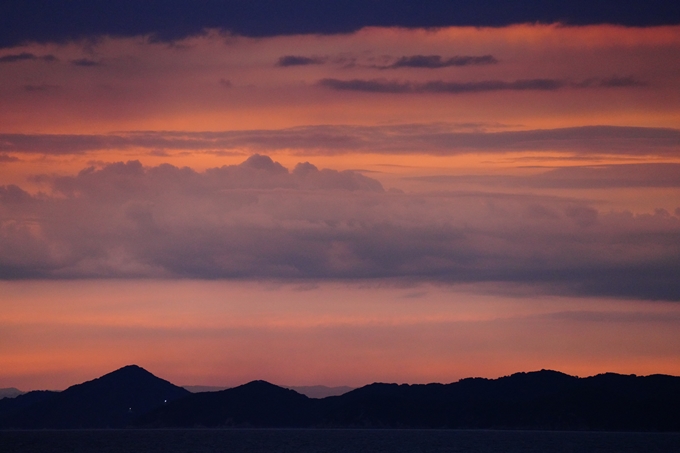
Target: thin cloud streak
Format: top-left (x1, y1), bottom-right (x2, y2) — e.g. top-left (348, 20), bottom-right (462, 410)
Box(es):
top-left (381, 54), bottom-right (498, 69)
top-left (410, 164), bottom-right (680, 189)
top-left (0, 52), bottom-right (57, 63)
top-left (318, 77), bottom-right (647, 93)
top-left (319, 78), bottom-right (565, 93)
top-left (277, 55), bottom-right (326, 66)
top-left (1, 125), bottom-right (678, 156)
top-left (70, 58), bottom-right (101, 67)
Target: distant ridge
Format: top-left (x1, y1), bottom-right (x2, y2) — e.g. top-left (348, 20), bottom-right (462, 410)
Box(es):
top-left (139, 380), bottom-right (314, 427)
top-left (2, 367), bottom-right (680, 431)
top-left (0, 388), bottom-right (23, 399)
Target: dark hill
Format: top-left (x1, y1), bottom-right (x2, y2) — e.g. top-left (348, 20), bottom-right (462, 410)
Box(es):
top-left (0, 390), bottom-right (57, 420)
top-left (317, 371), bottom-right (680, 430)
top-left (3, 367), bottom-right (680, 431)
top-left (0, 365), bottom-right (189, 428)
top-left (136, 370), bottom-right (680, 431)
top-left (136, 380), bottom-right (317, 427)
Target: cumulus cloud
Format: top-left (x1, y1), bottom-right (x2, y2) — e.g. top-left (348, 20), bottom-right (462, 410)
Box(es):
top-left (1, 125), bottom-right (678, 156)
top-left (383, 55), bottom-right (498, 69)
top-left (1, 155), bottom-right (679, 300)
top-left (277, 55), bottom-right (326, 66)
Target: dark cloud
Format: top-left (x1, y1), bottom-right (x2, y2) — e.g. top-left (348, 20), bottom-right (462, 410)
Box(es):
top-left (277, 55), bottom-right (326, 67)
top-left (1, 1), bottom-right (679, 48)
top-left (319, 77), bottom-right (649, 94)
top-left (1, 156), bottom-right (679, 300)
top-left (1, 125), bottom-right (679, 156)
top-left (0, 52), bottom-right (56, 63)
top-left (0, 52), bottom-right (36, 62)
top-left (411, 164), bottom-right (680, 189)
top-left (71, 58), bottom-right (101, 67)
top-left (384, 55), bottom-right (497, 69)
top-left (319, 78), bottom-right (415, 93)
top-left (319, 78), bottom-right (565, 93)
top-left (573, 76), bottom-right (648, 88)
top-left (218, 78), bottom-right (232, 88)
top-left (422, 79), bottom-right (564, 93)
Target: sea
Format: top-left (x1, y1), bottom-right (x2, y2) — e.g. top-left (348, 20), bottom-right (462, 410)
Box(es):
top-left (1, 429), bottom-right (679, 453)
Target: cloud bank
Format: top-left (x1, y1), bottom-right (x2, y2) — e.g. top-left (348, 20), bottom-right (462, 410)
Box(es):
top-left (1, 156), bottom-right (679, 300)
top-left (2, 1), bottom-right (679, 48)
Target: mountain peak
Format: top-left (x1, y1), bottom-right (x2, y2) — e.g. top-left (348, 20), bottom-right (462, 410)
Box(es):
top-left (107, 364), bottom-right (150, 375)
top-left (1, 364), bottom-right (189, 428)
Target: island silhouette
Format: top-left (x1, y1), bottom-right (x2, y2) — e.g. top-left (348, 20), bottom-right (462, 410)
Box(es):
top-left (1, 365), bottom-right (679, 431)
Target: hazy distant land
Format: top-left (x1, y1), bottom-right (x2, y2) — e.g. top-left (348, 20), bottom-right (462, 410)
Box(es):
top-left (0, 388), bottom-right (23, 399)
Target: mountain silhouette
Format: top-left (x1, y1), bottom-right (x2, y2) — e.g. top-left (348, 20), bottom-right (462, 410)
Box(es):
top-left (2, 367), bottom-right (680, 430)
top-left (0, 390), bottom-right (57, 420)
top-left (136, 380), bottom-right (317, 427)
top-left (316, 370), bottom-right (680, 430)
top-left (0, 365), bottom-right (189, 428)
top-left (137, 370), bottom-right (680, 430)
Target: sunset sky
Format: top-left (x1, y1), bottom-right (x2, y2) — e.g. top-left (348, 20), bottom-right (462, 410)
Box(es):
top-left (1, 1), bottom-right (680, 391)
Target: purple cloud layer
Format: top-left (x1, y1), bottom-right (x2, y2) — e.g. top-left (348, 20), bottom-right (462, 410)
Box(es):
top-left (1, 125), bottom-right (678, 156)
top-left (411, 164), bottom-right (680, 188)
top-left (1, 156), bottom-right (679, 300)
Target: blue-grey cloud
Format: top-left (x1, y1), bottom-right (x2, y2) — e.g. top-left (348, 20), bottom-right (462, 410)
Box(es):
top-left (573, 76), bottom-right (648, 88)
top-left (71, 58), bottom-right (101, 67)
top-left (0, 52), bottom-right (56, 63)
top-left (384, 55), bottom-right (497, 69)
top-left (1, 125), bottom-right (678, 156)
top-left (319, 78), bottom-right (565, 93)
top-left (2, 1), bottom-right (679, 48)
top-left (319, 77), bottom-right (647, 93)
top-left (277, 55), bottom-right (326, 67)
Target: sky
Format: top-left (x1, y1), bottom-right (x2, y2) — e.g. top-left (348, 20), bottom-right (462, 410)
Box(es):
top-left (1, 1), bottom-right (680, 391)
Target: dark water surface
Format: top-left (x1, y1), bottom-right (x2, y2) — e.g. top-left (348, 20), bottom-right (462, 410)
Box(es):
top-left (1, 429), bottom-right (679, 453)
